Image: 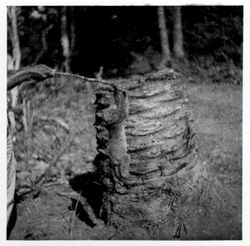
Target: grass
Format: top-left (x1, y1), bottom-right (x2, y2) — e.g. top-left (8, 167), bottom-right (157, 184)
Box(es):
top-left (186, 82), bottom-right (242, 157)
top-left (9, 76), bottom-right (242, 240)
top-left (182, 82), bottom-right (242, 239)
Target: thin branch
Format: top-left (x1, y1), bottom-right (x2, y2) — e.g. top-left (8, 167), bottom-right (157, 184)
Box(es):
top-left (33, 25), bottom-right (53, 65)
top-left (8, 65), bottom-right (126, 94)
top-left (70, 191), bottom-right (82, 238)
top-left (54, 71), bottom-right (125, 93)
top-left (60, 212), bottom-right (72, 229)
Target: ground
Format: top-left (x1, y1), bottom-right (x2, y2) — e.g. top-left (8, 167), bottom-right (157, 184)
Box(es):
top-left (8, 77), bottom-right (242, 240)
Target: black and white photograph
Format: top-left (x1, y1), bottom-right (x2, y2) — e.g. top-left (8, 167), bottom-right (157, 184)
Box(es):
top-left (3, 2), bottom-right (245, 242)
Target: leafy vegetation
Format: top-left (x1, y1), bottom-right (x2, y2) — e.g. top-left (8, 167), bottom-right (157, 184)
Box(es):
top-left (8, 6), bottom-right (242, 78)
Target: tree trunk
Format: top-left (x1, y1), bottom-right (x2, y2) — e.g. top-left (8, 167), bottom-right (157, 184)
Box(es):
top-left (7, 6), bottom-right (21, 108)
top-left (157, 7), bottom-right (171, 68)
top-left (94, 69), bottom-right (198, 231)
top-left (70, 7), bottom-right (76, 53)
top-left (61, 7), bottom-right (71, 72)
top-left (173, 7), bottom-right (185, 59)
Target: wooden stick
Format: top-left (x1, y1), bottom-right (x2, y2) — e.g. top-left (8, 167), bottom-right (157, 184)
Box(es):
top-left (7, 65), bottom-right (125, 93)
top-left (54, 71), bottom-right (125, 93)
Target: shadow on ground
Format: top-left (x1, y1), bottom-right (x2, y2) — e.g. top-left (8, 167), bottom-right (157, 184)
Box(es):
top-left (69, 172), bottom-right (104, 224)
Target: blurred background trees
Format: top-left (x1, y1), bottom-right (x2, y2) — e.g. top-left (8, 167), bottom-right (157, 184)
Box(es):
top-left (7, 6), bottom-right (243, 80)
top-left (173, 6), bottom-right (185, 59)
top-left (157, 6), bottom-right (171, 68)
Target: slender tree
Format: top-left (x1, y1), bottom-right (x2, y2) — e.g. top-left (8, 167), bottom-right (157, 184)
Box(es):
top-left (173, 6), bottom-right (185, 59)
top-left (61, 7), bottom-right (71, 72)
top-left (7, 6), bottom-right (21, 108)
top-left (157, 6), bottom-right (171, 68)
top-left (70, 6), bottom-right (76, 54)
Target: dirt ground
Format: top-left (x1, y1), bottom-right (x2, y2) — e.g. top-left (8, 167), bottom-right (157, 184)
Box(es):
top-left (8, 80), bottom-right (242, 240)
